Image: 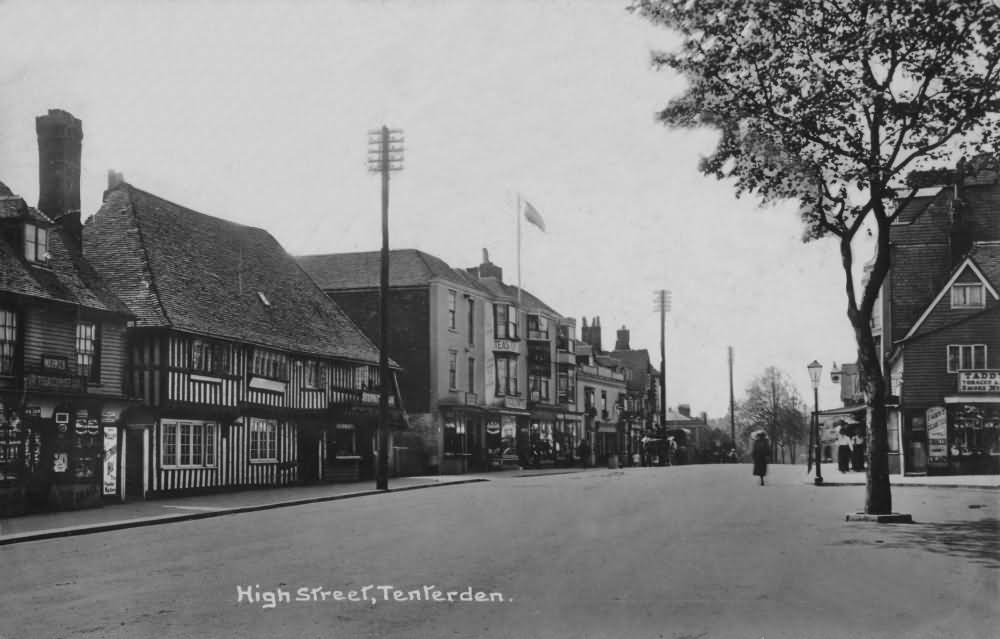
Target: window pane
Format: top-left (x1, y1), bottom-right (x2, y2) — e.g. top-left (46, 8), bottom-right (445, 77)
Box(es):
top-left (205, 424), bottom-right (215, 465)
top-left (164, 423), bottom-right (177, 465)
top-left (974, 346), bottom-right (987, 370)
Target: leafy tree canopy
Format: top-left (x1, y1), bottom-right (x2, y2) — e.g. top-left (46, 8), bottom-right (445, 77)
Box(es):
top-left (632, 0), bottom-right (1000, 242)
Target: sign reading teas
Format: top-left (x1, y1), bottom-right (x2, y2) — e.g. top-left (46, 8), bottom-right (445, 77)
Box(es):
top-left (958, 371), bottom-right (1000, 394)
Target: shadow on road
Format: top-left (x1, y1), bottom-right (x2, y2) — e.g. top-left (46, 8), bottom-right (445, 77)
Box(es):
top-left (835, 518), bottom-right (1000, 568)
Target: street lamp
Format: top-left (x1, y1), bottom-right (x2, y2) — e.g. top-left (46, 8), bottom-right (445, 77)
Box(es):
top-left (807, 360), bottom-right (824, 485)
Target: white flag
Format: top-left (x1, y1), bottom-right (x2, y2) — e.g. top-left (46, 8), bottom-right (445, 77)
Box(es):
top-left (523, 200), bottom-right (546, 232)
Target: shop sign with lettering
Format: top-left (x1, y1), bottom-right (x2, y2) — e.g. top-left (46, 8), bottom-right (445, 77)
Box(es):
top-left (958, 370), bottom-right (1000, 394)
top-left (494, 339), bottom-right (515, 352)
top-left (926, 406), bottom-right (948, 465)
top-left (103, 427), bottom-right (118, 496)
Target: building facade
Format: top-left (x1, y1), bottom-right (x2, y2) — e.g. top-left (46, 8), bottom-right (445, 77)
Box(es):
top-left (576, 317), bottom-right (629, 464)
top-left (876, 154), bottom-right (1000, 475)
top-left (0, 110), bottom-right (135, 515)
top-left (84, 177), bottom-right (398, 497)
top-left (301, 249), bottom-right (586, 473)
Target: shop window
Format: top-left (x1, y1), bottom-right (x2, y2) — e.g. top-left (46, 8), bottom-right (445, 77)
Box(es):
top-left (0, 309), bottom-right (16, 376)
top-left (444, 419), bottom-right (467, 454)
top-left (162, 420), bottom-right (217, 467)
top-left (947, 344), bottom-right (987, 373)
top-left (76, 321), bottom-right (100, 383)
top-left (335, 424), bottom-right (357, 457)
top-left (23, 223), bottom-right (48, 263)
top-left (252, 349), bottom-right (289, 381)
top-left (249, 418), bottom-right (278, 461)
top-left (447, 290), bottom-right (457, 329)
top-left (951, 283), bottom-right (985, 309)
top-left (949, 405), bottom-right (1000, 458)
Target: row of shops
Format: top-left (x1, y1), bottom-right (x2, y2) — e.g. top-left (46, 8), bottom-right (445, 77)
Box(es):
top-left (819, 399), bottom-right (999, 476)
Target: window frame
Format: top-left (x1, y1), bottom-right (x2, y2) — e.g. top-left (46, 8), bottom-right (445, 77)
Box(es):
top-left (448, 350), bottom-right (458, 390)
top-left (447, 290), bottom-right (457, 330)
top-left (251, 348), bottom-right (290, 381)
top-left (161, 420), bottom-right (217, 468)
top-left (467, 298), bottom-right (475, 345)
top-left (76, 321), bottom-right (101, 384)
top-left (494, 303), bottom-right (509, 340)
top-left (248, 417), bottom-right (279, 462)
top-left (947, 344), bottom-right (988, 373)
top-left (950, 283), bottom-right (985, 309)
top-left (0, 309), bottom-right (16, 376)
top-left (467, 356), bottom-right (475, 392)
top-left (23, 223), bottom-right (49, 264)
top-left (494, 355), bottom-right (519, 397)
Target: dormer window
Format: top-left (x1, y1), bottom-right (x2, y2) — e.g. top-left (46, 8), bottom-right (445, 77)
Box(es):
top-left (24, 224), bottom-right (48, 263)
top-left (951, 283), bottom-right (984, 308)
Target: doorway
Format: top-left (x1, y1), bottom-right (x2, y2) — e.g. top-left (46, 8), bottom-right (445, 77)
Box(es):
top-left (124, 429), bottom-right (144, 499)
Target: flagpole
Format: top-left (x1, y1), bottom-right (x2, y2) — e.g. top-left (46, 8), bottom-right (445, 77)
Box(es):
top-left (516, 193), bottom-right (522, 306)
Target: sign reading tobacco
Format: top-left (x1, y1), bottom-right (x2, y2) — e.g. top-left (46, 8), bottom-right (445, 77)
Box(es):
top-left (958, 371), bottom-right (1000, 394)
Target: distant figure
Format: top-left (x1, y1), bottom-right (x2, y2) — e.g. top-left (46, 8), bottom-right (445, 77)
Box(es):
top-left (752, 432), bottom-right (770, 485)
top-left (837, 428), bottom-right (852, 473)
top-left (851, 433), bottom-right (866, 472)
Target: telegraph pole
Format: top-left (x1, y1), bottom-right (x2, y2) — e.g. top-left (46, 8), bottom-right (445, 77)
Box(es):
top-left (728, 346), bottom-right (736, 447)
top-left (367, 125), bottom-right (404, 491)
top-left (653, 290), bottom-right (671, 440)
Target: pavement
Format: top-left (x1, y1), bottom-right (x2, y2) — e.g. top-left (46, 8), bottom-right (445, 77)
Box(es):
top-left (2, 463), bottom-right (996, 639)
top-left (1, 464), bottom-right (996, 546)
top-left (0, 467), bottom-right (591, 545)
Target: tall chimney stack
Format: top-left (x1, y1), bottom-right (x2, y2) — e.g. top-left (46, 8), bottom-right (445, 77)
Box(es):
top-left (36, 109), bottom-right (83, 244)
top-left (615, 325), bottom-right (630, 351)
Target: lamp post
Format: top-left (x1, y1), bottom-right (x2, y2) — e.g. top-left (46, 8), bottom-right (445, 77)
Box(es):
top-left (807, 360), bottom-right (824, 485)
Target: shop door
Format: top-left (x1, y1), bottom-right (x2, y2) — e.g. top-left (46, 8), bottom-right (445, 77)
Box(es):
top-left (298, 427), bottom-right (321, 483)
top-left (905, 415), bottom-right (928, 474)
top-left (125, 429), bottom-right (144, 499)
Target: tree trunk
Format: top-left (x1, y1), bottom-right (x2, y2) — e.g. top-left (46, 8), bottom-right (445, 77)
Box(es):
top-left (851, 307), bottom-right (892, 514)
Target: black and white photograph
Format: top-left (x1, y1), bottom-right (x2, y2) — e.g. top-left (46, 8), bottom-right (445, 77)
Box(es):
top-left (1, 1), bottom-right (998, 637)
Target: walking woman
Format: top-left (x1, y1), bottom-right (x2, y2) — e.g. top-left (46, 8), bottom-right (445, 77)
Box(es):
top-left (752, 432), bottom-right (770, 485)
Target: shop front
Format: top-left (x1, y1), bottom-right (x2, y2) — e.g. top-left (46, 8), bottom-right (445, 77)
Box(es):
top-left (328, 402), bottom-right (407, 482)
top-left (483, 413), bottom-right (520, 469)
top-left (440, 407), bottom-right (480, 475)
top-left (0, 396), bottom-right (130, 514)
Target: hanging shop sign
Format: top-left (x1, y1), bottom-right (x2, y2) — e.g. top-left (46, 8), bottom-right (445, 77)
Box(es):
top-left (103, 427), bottom-right (118, 496)
top-left (958, 370), bottom-right (1000, 394)
top-left (926, 406), bottom-right (948, 465)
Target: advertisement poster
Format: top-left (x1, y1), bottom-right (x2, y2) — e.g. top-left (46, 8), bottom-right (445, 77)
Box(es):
top-left (926, 406), bottom-right (948, 465)
top-left (103, 427), bottom-right (118, 496)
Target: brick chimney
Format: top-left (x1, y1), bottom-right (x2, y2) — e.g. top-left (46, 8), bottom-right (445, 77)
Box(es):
top-left (36, 109), bottom-right (83, 245)
top-left (469, 247), bottom-right (503, 282)
top-left (581, 315), bottom-right (602, 352)
top-left (615, 325), bottom-right (630, 350)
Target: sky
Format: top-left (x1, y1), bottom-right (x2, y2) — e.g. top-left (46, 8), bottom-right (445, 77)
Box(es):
top-left (0, 0), bottom-right (867, 417)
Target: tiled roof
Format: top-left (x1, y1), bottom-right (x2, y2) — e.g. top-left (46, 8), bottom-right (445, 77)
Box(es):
top-left (84, 184), bottom-right (385, 364)
top-left (970, 242), bottom-right (1000, 286)
top-left (298, 250), bottom-right (484, 291)
top-left (0, 184), bottom-right (130, 315)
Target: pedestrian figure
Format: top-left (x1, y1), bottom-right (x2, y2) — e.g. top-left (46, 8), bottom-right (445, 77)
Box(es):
top-left (851, 432), bottom-right (865, 472)
top-left (837, 427), bottom-right (852, 473)
top-left (752, 432), bottom-right (770, 485)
